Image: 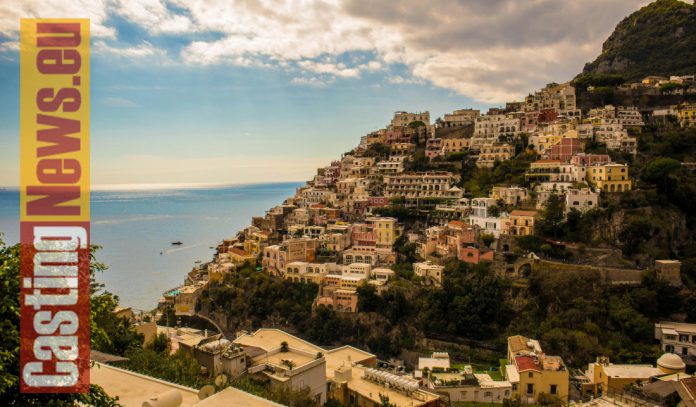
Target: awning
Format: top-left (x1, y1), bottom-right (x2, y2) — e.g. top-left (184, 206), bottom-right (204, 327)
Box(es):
top-left (662, 328), bottom-right (679, 336)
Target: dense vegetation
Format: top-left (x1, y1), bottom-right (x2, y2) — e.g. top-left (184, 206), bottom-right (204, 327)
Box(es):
top-left (0, 241), bottom-right (128, 406)
top-left (580, 0), bottom-right (695, 81)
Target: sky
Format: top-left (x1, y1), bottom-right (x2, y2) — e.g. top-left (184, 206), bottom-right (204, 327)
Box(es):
top-left (0, 0), bottom-right (652, 187)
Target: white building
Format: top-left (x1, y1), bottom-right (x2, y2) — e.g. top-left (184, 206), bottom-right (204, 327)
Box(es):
top-left (655, 322), bottom-right (696, 360)
top-left (414, 261), bottom-right (445, 286)
top-left (565, 188), bottom-right (599, 213)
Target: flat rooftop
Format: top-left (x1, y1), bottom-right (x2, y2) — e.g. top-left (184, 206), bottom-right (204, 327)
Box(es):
top-left (348, 365), bottom-right (439, 407)
top-left (90, 362), bottom-right (200, 407)
top-left (602, 365), bottom-right (663, 379)
top-left (658, 321), bottom-right (696, 334)
top-left (194, 386), bottom-right (283, 406)
top-left (235, 330), bottom-right (438, 406)
top-left (260, 349), bottom-right (316, 369)
top-left (234, 328), bottom-right (323, 355)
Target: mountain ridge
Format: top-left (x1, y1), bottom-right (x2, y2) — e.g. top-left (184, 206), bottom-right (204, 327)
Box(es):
top-left (579, 0), bottom-right (695, 82)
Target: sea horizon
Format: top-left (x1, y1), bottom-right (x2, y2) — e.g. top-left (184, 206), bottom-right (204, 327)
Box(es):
top-left (0, 180), bottom-right (306, 191)
top-left (0, 181), bottom-right (303, 310)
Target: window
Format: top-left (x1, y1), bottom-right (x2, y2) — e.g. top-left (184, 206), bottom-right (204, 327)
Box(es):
top-left (550, 385), bottom-right (557, 395)
top-left (485, 391), bottom-right (493, 398)
top-left (528, 372), bottom-right (533, 378)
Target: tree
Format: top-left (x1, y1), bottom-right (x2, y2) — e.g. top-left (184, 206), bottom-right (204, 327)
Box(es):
top-left (379, 394), bottom-right (397, 407)
top-left (146, 332), bottom-right (171, 354)
top-left (357, 284), bottom-right (383, 312)
top-left (280, 341), bottom-right (289, 352)
top-left (619, 220), bottom-right (653, 256)
top-left (0, 240), bottom-right (123, 405)
top-left (538, 194), bottom-right (565, 238)
top-left (641, 157), bottom-right (682, 193)
top-left (481, 234), bottom-right (496, 247)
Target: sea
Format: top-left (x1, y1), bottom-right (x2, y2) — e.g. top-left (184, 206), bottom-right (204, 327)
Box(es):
top-left (0, 182), bottom-right (302, 311)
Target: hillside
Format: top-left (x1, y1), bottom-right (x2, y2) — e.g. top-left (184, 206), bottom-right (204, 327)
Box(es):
top-left (579, 0), bottom-right (696, 82)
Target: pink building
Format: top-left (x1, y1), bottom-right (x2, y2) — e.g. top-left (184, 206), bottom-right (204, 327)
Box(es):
top-left (570, 153), bottom-right (611, 167)
top-left (425, 138), bottom-right (443, 158)
top-left (545, 138), bottom-right (583, 162)
top-left (368, 196), bottom-right (389, 207)
top-left (385, 127), bottom-right (408, 145)
top-left (351, 223), bottom-right (376, 246)
top-left (458, 247), bottom-right (495, 264)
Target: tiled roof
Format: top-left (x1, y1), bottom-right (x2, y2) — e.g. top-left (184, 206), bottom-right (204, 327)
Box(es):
top-left (229, 247), bottom-right (250, 256)
top-left (515, 355), bottom-right (541, 372)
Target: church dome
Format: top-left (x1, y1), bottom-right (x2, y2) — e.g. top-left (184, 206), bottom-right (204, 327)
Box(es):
top-left (657, 353), bottom-right (686, 372)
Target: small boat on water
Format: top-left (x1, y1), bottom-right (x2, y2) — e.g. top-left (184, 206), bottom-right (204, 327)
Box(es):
top-left (194, 260), bottom-right (202, 264)
top-left (171, 241), bottom-right (183, 245)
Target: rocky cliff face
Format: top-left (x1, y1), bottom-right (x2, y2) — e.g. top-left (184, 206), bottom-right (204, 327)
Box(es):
top-left (580, 0), bottom-right (695, 81)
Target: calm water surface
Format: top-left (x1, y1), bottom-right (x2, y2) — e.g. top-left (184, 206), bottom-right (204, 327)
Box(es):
top-left (0, 183), bottom-right (300, 310)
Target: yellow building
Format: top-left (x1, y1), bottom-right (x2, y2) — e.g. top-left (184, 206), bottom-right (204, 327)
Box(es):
top-left (582, 354), bottom-right (685, 397)
top-left (508, 210), bottom-right (537, 236)
top-left (505, 335), bottom-right (569, 404)
top-left (679, 104), bottom-right (696, 128)
top-left (244, 230), bottom-right (271, 256)
top-left (477, 143), bottom-right (515, 168)
top-left (586, 163), bottom-right (632, 192)
top-left (229, 247), bottom-right (257, 266)
top-left (174, 282), bottom-right (205, 316)
top-left (532, 134), bottom-right (563, 155)
top-left (442, 137), bottom-right (470, 155)
top-left (367, 216), bottom-right (398, 248)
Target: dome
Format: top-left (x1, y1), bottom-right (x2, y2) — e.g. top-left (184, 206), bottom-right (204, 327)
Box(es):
top-left (657, 353), bottom-right (686, 372)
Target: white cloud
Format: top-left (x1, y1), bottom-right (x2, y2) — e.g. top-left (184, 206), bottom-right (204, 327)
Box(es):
top-left (386, 75), bottom-right (424, 85)
top-left (291, 76), bottom-right (334, 87)
top-left (171, 0), bottom-right (649, 103)
top-left (93, 40), bottom-right (167, 60)
top-left (0, 0), bottom-right (652, 103)
top-left (113, 0), bottom-right (193, 34)
top-left (0, 41), bottom-right (18, 52)
top-left (0, 0), bottom-right (115, 38)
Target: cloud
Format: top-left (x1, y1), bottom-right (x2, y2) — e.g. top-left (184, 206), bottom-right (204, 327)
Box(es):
top-left (0, 0), bottom-right (115, 38)
top-left (291, 76), bottom-right (335, 87)
top-left (0, 0), bottom-right (651, 103)
top-left (387, 75), bottom-right (424, 85)
top-left (0, 41), bottom-right (18, 52)
top-left (112, 0), bottom-right (193, 34)
top-left (93, 40), bottom-right (167, 59)
top-left (172, 0), bottom-right (649, 103)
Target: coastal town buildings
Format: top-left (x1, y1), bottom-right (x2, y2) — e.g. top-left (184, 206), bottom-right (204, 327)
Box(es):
top-left (655, 322), bottom-right (696, 361)
top-left (587, 163), bottom-right (632, 192)
top-left (505, 335), bottom-right (570, 404)
top-left (442, 108), bottom-right (480, 127)
top-left (391, 111), bottom-right (430, 127)
top-left (581, 354), bottom-right (686, 397)
top-left (233, 329), bottom-right (441, 407)
top-left (477, 143), bottom-right (515, 168)
top-left (142, 71), bottom-right (696, 406)
top-left (413, 261), bottom-right (445, 286)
